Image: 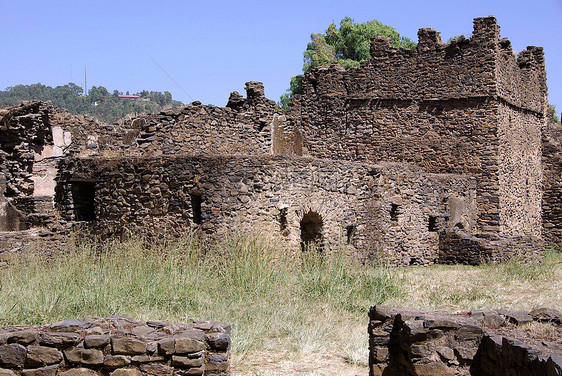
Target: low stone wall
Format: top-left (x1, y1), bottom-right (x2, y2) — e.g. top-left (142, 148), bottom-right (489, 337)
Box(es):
top-left (438, 230), bottom-right (543, 264)
top-left (369, 305), bottom-right (562, 376)
top-left (55, 154), bottom-right (480, 264)
top-left (0, 317), bottom-right (230, 376)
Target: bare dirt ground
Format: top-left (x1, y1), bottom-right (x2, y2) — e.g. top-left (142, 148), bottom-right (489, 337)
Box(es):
top-left (233, 350), bottom-right (368, 375)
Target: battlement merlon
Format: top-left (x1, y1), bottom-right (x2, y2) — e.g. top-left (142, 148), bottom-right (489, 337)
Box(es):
top-left (472, 16), bottom-right (500, 45)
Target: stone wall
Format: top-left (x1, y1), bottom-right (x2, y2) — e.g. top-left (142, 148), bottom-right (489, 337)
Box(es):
top-left (55, 155), bottom-right (475, 265)
top-left (124, 82), bottom-right (280, 157)
top-left (289, 16), bottom-right (547, 239)
top-left (542, 118), bottom-right (562, 243)
top-left (0, 316), bottom-right (230, 376)
top-left (497, 102), bottom-right (543, 237)
top-left (0, 101), bottom-right (126, 233)
top-left (2, 15), bottom-right (555, 264)
top-left (369, 305), bottom-right (562, 376)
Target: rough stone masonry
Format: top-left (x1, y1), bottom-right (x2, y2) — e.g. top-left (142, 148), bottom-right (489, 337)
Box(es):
top-left (0, 15), bottom-right (557, 265)
top-left (0, 316), bottom-right (231, 376)
top-left (368, 305), bottom-right (562, 376)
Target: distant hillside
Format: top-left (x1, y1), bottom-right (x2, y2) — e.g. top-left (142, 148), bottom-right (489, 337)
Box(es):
top-left (0, 83), bottom-right (184, 124)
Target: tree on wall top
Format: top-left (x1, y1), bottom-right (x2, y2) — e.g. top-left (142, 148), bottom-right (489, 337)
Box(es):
top-left (280, 17), bottom-right (417, 110)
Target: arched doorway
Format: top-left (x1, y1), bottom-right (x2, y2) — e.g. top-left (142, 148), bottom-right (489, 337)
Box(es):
top-left (300, 210), bottom-right (323, 251)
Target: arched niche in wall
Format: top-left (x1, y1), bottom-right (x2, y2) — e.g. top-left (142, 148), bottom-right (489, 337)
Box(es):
top-left (300, 210), bottom-right (323, 251)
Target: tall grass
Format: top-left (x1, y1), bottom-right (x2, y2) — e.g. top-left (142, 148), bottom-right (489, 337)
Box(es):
top-left (1, 234), bottom-right (560, 374)
top-left (0, 232), bottom-right (400, 367)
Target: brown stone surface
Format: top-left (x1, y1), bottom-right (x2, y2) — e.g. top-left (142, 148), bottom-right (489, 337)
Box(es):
top-left (59, 369), bottom-right (101, 376)
top-left (111, 338), bottom-right (146, 355)
top-left (21, 365), bottom-right (59, 376)
top-left (25, 346), bottom-right (63, 366)
top-left (84, 335), bottom-right (110, 348)
top-left (0, 368), bottom-right (16, 376)
top-left (1, 15), bottom-right (557, 266)
top-left (0, 344), bottom-right (26, 368)
top-left (369, 305), bottom-right (562, 376)
top-left (0, 317), bottom-right (231, 375)
top-left (108, 369), bottom-right (142, 376)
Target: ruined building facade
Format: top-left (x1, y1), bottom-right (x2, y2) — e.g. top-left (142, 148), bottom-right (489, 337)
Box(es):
top-left (0, 16), bottom-right (559, 264)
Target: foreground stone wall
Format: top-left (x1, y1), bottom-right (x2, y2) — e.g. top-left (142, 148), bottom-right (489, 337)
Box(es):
top-left (369, 305), bottom-right (562, 376)
top-left (55, 155), bottom-right (476, 264)
top-left (0, 317), bottom-right (230, 376)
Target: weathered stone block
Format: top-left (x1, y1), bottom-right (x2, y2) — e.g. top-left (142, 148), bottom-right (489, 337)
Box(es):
top-left (21, 365), bottom-right (59, 376)
top-left (175, 337), bottom-right (205, 354)
top-left (39, 332), bottom-right (81, 348)
top-left (103, 355), bottom-right (131, 368)
top-left (111, 337), bottom-right (146, 355)
top-left (140, 363), bottom-right (173, 376)
top-left (109, 369), bottom-right (143, 376)
top-left (0, 368), bottom-right (16, 376)
top-left (8, 331), bottom-right (37, 345)
top-left (58, 368), bottom-right (101, 376)
top-left (0, 344), bottom-right (26, 368)
top-left (64, 348), bottom-right (104, 365)
top-left (157, 338), bottom-right (175, 355)
top-left (84, 335), bottom-right (110, 348)
top-left (26, 345), bottom-right (63, 366)
top-left (171, 355), bottom-right (204, 368)
top-left (413, 362), bottom-right (456, 376)
top-left (130, 354), bottom-right (165, 363)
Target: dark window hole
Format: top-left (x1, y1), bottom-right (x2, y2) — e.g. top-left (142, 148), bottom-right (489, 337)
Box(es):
top-left (346, 224), bottom-right (357, 244)
top-left (279, 207), bottom-right (289, 236)
top-left (390, 204), bottom-right (399, 222)
top-left (190, 194), bottom-right (202, 225)
top-left (300, 211), bottom-right (323, 252)
top-left (71, 181), bottom-right (96, 221)
top-left (428, 216), bottom-right (438, 232)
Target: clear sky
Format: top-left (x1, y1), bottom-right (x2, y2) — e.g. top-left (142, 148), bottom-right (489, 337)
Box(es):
top-left (2, 0), bottom-right (561, 118)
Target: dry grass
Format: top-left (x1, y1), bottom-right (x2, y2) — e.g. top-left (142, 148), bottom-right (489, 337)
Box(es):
top-left (0, 235), bottom-right (560, 376)
top-left (388, 250), bottom-right (562, 312)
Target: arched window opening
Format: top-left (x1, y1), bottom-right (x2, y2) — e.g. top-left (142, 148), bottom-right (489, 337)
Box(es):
top-left (300, 211), bottom-right (323, 252)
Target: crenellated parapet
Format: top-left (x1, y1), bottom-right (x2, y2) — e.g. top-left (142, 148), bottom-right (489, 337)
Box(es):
top-left (301, 16), bottom-right (547, 114)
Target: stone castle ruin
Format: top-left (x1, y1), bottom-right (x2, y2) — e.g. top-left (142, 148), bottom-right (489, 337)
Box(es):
top-left (1, 16), bottom-right (560, 265)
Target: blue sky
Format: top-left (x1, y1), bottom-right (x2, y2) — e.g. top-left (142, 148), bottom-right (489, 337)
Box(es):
top-left (2, 0), bottom-right (561, 118)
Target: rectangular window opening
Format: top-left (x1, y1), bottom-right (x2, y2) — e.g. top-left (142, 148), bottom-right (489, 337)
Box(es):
top-left (190, 194), bottom-right (202, 225)
top-left (428, 216), bottom-right (438, 232)
top-left (279, 207), bottom-right (289, 236)
top-left (71, 181), bottom-right (96, 221)
top-left (346, 224), bottom-right (357, 244)
top-left (390, 204), bottom-right (399, 222)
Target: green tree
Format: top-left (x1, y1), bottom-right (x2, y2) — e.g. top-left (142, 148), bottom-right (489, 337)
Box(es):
top-left (281, 17), bottom-right (417, 109)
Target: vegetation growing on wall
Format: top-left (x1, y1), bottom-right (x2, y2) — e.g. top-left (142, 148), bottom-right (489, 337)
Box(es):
top-left (0, 83), bottom-right (184, 124)
top-left (280, 17), bottom-right (417, 109)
